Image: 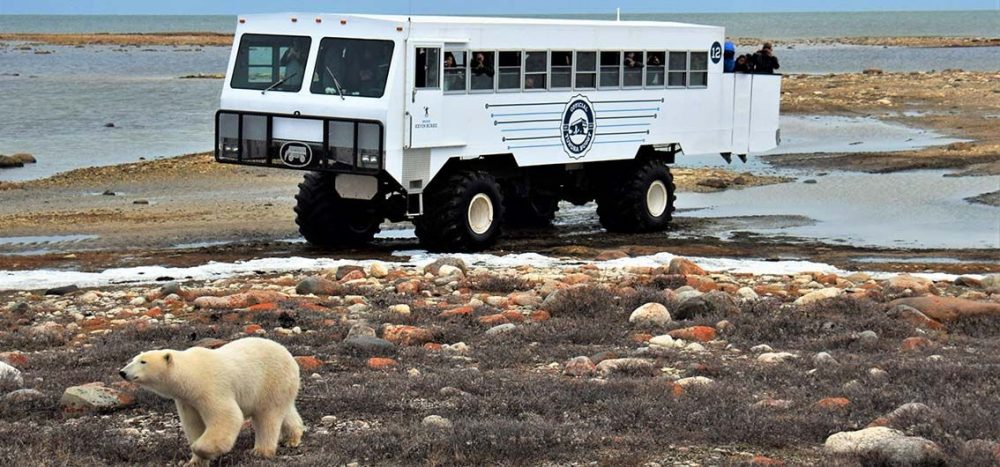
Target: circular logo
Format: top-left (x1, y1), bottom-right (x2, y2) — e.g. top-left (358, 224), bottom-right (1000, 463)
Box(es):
top-left (710, 41), bottom-right (723, 64)
top-left (280, 142), bottom-right (312, 168)
top-left (561, 95), bottom-right (595, 159)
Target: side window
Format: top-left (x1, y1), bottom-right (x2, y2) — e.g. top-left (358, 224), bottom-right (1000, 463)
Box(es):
top-left (470, 51), bottom-right (495, 91)
top-left (498, 51), bottom-right (521, 90)
top-left (231, 34), bottom-right (311, 92)
top-left (443, 49), bottom-right (467, 92)
top-left (524, 51), bottom-right (547, 90)
top-left (575, 51), bottom-right (597, 89)
top-left (551, 51), bottom-right (572, 89)
top-left (623, 51), bottom-right (644, 87)
top-left (646, 52), bottom-right (665, 86)
top-left (668, 51), bottom-right (687, 87)
top-left (599, 51), bottom-right (620, 88)
top-left (415, 47), bottom-right (440, 89)
top-left (689, 51), bottom-right (709, 87)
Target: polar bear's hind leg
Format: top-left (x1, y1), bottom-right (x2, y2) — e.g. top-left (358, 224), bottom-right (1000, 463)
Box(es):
top-left (280, 403), bottom-right (305, 448)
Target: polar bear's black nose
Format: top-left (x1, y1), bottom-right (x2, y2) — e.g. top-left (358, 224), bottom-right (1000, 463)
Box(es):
top-left (119, 370), bottom-right (128, 380)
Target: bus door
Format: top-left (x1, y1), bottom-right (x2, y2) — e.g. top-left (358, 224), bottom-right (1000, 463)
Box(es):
top-left (405, 42), bottom-right (446, 149)
top-left (731, 73), bottom-right (753, 153)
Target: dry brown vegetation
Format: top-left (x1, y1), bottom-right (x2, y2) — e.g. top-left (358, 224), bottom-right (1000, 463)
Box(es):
top-left (0, 32), bottom-right (232, 47)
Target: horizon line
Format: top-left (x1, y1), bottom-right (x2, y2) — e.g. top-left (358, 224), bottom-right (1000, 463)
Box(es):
top-left (3, 8), bottom-right (998, 16)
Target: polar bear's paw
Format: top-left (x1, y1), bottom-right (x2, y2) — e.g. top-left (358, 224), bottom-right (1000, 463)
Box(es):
top-left (252, 446), bottom-right (277, 458)
top-left (182, 455), bottom-right (209, 467)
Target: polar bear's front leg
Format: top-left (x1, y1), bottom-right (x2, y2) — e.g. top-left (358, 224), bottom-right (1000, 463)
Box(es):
top-left (175, 400), bottom-right (206, 444)
top-left (189, 400), bottom-right (243, 462)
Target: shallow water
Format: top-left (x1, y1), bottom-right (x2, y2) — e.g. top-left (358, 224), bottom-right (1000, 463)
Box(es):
top-left (676, 171), bottom-right (1000, 249)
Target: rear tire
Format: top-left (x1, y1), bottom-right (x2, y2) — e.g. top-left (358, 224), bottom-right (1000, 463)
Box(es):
top-left (596, 159), bottom-right (676, 233)
top-left (294, 172), bottom-right (382, 247)
top-left (415, 171), bottom-right (505, 252)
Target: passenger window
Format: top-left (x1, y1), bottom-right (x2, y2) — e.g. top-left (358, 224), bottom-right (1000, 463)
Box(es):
top-left (470, 51), bottom-right (495, 91)
top-left (443, 49), bottom-right (467, 92)
top-left (498, 51), bottom-right (521, 90)
top-left (599, 51), bottom-right (620, 88)
top-left (415, 47), bottom-right (440, 89)
top-left (668, 51), bottom-right (687, 87)
top-left (646, 52), bottom-right (665, 86)
top-left (689, 51), bottom-right (709, 87)
top-left (551, 51), bottom-right (572, 89)
top-left (524, 51), bottom-right (547, 90)
top-left (575, 51), bottom-right (596, 89)
top-left (623, 51), bottom-right (644, 87)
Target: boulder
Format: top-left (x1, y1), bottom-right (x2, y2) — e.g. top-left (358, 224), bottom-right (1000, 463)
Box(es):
top-left (667, 257), bottom-right (706, 276)
top-left (885, 275), bottom-right (936, 296)
top-left (757, 352), bottom-right (798, 364)
top-left (563, 356), bottom-right (597, 377)
top-left (794, 287), bottom-right (844, 306)
top-left (887, 304), bottom-right (945, 330)
top-left (44, 285), bottom-right (79, 296)
top-left (422, 415), bottom-right (453, 429)
top-left (825, 427), bottom-right (944, 465)
top-left (890, 296), bottom-right (1000, 321)
top-left (667, 326), bottom-right (717, 342)
top-left (0, 155), bottom-right (24, 168)
top-left (424, 257), bottom-right (468, 276)
top-left (60, 383), bottom-right (135, 414)
top-left (343, 336), bottom-right (396, 357)
top-left (382, 325), bottom-right (434, 346)
top-left (296, 276), bottom-right (341, 296)
top-left (674, 291), bottom-right (739, 319)
top-left (0, 361), bottom-right (23, 391)
top-left (334, 265), bottom-right (365, 280)
top-left (367, 261), bottom-right (389, 278)
top-left (2, 389), bottom-right (45, 409)
top-left (595, 358), bottom-right (656, 377)
top-left (628, 302), bottom-right (672, 326)
top-left (981, 274), bottom-right (1000, 290)
top-left (485, 323), bottom-right (516, 336)
top-left (10, 153), bottom-right (35, 164)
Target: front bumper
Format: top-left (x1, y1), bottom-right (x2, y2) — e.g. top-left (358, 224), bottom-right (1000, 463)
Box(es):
top-left (214, 110), bottom-right (385, 174)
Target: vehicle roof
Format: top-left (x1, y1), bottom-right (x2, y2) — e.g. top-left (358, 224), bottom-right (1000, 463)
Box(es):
top-left (242, 13), bottom-right (719, 30)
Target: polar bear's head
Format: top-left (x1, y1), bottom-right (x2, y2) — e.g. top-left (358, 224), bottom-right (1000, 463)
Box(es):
top-left (120, 350), bottom-right (174, 387)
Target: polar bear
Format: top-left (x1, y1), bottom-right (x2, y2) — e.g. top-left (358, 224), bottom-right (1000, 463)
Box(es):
top-left (120, 337), bottom-right (304, 466)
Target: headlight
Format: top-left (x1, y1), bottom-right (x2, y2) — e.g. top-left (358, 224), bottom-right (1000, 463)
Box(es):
top-left (359, 152), bottom-right (380, 168)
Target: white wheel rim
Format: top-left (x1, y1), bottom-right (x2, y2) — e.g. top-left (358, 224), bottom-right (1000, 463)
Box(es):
top-left (646, 180), bottom-right (668, 218)
top-left (467, 193), bottom-right (494, 235)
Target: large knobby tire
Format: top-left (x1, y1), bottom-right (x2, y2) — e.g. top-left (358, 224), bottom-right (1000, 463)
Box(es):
top-left (415, 171), bottom-right (505, 252)
top-left (504, 195), bottom-right (559, 228)
top-left (294, 172), bottom-right (382, 247)
top-left (596, 160), bottom-right (676, 233)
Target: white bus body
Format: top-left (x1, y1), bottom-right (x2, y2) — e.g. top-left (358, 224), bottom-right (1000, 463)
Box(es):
top-left (216, 14), bottom-right (781, 250)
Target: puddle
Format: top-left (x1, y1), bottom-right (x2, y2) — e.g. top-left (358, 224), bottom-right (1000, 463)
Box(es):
top-left (851, 256), bottom-right (964, 264)
top-left (677, 171), bottom-right (1000, 249)
top-left (0, 234), bottom-right (98, 247)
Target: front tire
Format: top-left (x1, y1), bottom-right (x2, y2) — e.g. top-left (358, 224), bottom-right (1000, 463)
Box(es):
top-left (415, 171), bottom-right (505, 252)
top-left (596, 159), bottom-right (676, 233)
top-left (294, 172), bottom-right (382, 247)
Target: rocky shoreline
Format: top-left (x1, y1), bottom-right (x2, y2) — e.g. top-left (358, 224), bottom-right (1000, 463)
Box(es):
top-left (2, 256), bottom-right (1000, 464)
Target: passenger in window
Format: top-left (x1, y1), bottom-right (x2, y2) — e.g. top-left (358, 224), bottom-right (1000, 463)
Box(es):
top-left (751, 43), bottom-right (779, 74)
top-left (624, 52), bottom-right (643, 68)
top-left (647, 54), bottom-right (661, 67)
top-left (280, 39), bottom-right (307, 85)
top-left (525, 75), bottom-right (540, 89)
top-left (444, 52), bottom-right (457, 68)
top-left (472, 52), bottom-right (494, 78)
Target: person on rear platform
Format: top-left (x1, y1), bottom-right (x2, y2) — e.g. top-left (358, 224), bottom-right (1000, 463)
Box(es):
top-left (751, 42), bottom-right (780, 74)
top-left (723, 40), bottom-right (736, 72)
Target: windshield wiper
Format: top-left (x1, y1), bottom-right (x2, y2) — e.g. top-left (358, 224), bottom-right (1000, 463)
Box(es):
top-left (261, 72), bottom-right (296, 95)
top-left (324, 66), bottom-right (346, 101)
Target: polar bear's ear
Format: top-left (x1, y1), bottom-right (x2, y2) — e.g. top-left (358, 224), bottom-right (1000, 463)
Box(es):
top-left (164, 352), bottom-right (172, 365)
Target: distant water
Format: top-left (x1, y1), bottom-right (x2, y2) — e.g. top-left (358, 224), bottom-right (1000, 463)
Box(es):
top-left (2, 11), bottom-right (999, 38)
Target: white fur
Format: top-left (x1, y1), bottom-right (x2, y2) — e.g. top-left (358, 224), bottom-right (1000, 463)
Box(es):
top-left (121, 337), bottom-right (304, 466)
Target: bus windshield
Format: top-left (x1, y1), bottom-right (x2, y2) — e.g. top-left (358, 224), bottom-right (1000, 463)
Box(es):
top-left (231, 34), bottom-right (311, 92)
top-left (311, 38), bottom-right (394, 98)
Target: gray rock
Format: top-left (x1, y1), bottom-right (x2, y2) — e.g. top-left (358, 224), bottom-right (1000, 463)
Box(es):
top-left (335, 265), bottom-right (365, 280)
top-left (59, 383), bottom-right (135, 414)
top-left (628, 302), bottom-right (672, 326)
top-left (423, 257), bottom-right (468, 276)
top-left (595, 358), bottom-right (656, 377)
top-left (422, 415), bottom-right (453, 429)
top-left (485, 323), bottom-right (516, 336)
top-left (674, 291), bottom-right (739, 319)
top-left (981, 273), bottom-right (1000, 290)
top-left (0, 361), bottom-right (23, 391)
top-left (296, 276), bottom-right (340, 295)
top-left (825, 427), bottom-right (944, 466)
top-left (813, 352), bottom-right (839, 367)
top-left (347, 324), bottom-right (376, 339)
top-left (2, 388), bottom-right (45, 408)
top-left (342, 336), bottom-right (396, 357)
top-left (159, 282), bottom-right (184, 297)
top-left (44, 285), bottom-right (79, 296)
top-left (563, 356), bottom-right (597, 377)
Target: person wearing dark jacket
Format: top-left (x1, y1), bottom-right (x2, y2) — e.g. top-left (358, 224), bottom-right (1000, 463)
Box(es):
top-left (751, 42), bottom-right (779, 74)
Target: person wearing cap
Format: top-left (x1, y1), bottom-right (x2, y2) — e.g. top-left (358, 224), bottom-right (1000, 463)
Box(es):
top-left (723, 40), bottom-right (736, 72)
top-left (751, 42), bottom-right (780, 74)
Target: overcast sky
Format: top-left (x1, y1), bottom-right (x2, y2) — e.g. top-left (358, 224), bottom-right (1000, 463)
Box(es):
top-left (1, 0), bottom-right (998, 15)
